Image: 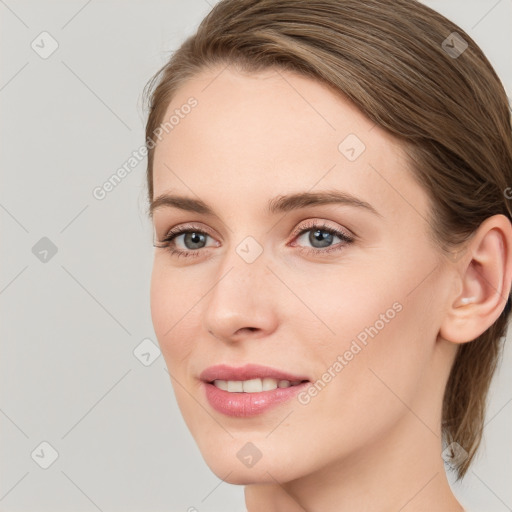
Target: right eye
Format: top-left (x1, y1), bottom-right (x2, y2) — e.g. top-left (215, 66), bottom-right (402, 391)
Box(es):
top-left (154, 224), bottom-right (218, 258)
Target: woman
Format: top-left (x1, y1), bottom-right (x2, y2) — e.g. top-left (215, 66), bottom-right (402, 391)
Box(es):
top-left (143, 0), bottom-right (512, 510)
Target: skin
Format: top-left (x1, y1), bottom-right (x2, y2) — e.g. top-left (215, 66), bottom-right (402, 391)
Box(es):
top-left (149, 65), bottom-right (512, 511)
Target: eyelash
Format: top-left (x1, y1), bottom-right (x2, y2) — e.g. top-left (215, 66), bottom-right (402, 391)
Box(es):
top-left (154, 221), bottom-right (355, 259)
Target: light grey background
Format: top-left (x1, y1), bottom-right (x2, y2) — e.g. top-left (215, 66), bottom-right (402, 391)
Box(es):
top-left (0, 1), bottom-right (511, 511)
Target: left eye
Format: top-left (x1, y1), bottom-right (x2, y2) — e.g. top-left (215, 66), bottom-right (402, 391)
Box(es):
top-left (294, 225), bottom-right (353, 250)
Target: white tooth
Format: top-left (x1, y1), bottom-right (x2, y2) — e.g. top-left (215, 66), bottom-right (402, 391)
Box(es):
top-left (213, 379), bottom-right (228, 391)
top-left (262, 378), bottom-right (278, 391)
top-left (227, 380), bottom-right (244, 392)
top-left (243, 378), bottom-right (263, 393)
top-left (217, 378), bottom-right (293, 392)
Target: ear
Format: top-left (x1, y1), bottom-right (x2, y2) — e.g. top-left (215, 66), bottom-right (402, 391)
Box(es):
top-left (440, 214), bottom-right (512, 344)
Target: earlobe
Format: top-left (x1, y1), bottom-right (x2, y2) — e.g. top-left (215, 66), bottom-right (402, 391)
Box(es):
top-left (439, 214), bottom-right (512, 345)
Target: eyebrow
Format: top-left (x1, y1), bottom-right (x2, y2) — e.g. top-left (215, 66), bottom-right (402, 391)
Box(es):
top-left (149, 190), bottom-right (382, 218)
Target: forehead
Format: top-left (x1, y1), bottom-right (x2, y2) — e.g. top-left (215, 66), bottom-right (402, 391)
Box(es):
top-left (151, 65), bottom-right (430, 224)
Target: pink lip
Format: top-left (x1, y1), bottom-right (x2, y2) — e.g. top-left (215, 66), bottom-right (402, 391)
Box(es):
top-left (199, 363), bottom-right (308, 383)
top-left (200, 364), bottom-right (310, 417)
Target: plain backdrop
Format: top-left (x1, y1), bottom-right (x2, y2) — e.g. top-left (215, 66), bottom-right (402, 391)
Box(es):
top-left (1, 1), bottom-right (511, 511)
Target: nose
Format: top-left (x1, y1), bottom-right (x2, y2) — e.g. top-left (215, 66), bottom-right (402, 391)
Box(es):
top-left (202, 254), bottom-right (279, 344)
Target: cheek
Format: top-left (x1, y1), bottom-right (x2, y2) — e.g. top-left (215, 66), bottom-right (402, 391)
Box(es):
top-left (149, 262), bottom-right (171, 344)
top-left (285, 261), bottom-right (404, 357)
top-left (318, 266), bottom-right (438, 421)
top-left (149, 259), bottom-right (197, 369)
top-left (278, 274), bottom-right (438, 474)
top-left (150, 262), bottom-right (203, 427)
top-left (302, 252), bottom-right (438, 403)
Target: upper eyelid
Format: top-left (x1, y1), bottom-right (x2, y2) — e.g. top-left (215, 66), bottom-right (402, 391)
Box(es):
top-left (293, 220), bottom-right (354, 237)
top-left (160, 219), bottom-right (354, 242)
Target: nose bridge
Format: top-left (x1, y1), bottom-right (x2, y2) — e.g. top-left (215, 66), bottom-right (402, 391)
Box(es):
top-left (214, 232), bottom-right (268, 295)
top-left (202, 235), bottom-right (276, 339)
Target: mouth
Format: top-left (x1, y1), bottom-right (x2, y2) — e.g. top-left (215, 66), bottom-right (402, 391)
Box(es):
top-left (199, 364), bottom-right (310, 417)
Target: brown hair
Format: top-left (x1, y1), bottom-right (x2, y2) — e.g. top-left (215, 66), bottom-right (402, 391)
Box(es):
top-left (143, 0), bottom-right (512, 478)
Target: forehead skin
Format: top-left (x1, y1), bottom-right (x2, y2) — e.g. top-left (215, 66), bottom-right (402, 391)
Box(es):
top-left (151, 66), bottom-right (433, 256)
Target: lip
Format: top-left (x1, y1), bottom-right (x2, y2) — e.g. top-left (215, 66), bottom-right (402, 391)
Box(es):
top-left (199, 363), bottom-right (309, 383)
top-left (200, 364), bottom-right (310, 417)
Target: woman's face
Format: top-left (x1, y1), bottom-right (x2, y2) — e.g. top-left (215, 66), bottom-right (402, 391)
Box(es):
top-left (150, 65), bottom-right (457, 484)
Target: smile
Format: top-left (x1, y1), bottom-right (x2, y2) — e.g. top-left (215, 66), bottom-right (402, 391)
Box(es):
top-left (200, 364), bottom-right (310, 417)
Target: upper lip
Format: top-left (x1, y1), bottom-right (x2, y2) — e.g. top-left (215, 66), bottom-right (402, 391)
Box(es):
top-left (199, 364), bottom-right (309, 383)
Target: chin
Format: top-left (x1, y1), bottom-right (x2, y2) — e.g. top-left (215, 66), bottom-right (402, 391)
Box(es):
top-left (191, 433), bottom-right (315, 486)
top-left (202, 453), bottom-right (294, 485)
top-left (214, 467), bottom-right (273, 485)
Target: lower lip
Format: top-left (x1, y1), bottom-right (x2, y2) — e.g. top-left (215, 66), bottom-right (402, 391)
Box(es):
top-left (203, 381), bottom-right (309, 417)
